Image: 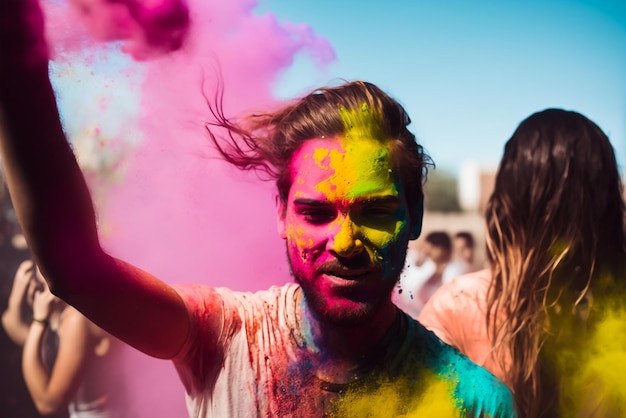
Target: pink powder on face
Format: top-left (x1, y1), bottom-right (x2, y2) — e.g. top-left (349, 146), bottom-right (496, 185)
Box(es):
top-left (282, 139), bottom-right (408, 324)
top-left (43, 0), bottom-right (335, 416)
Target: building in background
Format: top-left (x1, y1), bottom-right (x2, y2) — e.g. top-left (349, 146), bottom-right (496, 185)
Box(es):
top-left (458, 160), bottom-right (497, 215)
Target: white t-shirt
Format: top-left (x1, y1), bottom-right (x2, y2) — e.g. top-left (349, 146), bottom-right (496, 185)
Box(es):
top-left (172, 282), bottom-right (516, 417)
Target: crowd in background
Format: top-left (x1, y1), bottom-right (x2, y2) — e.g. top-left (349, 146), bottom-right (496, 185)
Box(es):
top-left (0, 181), bottom-right (37, 417)
top-left (0, 182), bottom-right (127, 418)
top-left (393, 230), bottom-right (478, 318)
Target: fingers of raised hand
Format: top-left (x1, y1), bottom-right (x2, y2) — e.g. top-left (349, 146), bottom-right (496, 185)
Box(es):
top-left (32, 287), bottom-right (57, 318)
top-left (14, 259), bottom-right (35, 286)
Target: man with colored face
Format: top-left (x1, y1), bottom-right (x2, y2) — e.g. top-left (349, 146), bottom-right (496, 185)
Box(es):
top-left (0, 1), bottom-right (516, 414)
top-left (280, 137), bottom-right (413, 326)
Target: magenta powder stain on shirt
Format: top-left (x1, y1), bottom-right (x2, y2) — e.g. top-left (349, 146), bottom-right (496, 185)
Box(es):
top-left (42, 0), bottom-right (335, 416)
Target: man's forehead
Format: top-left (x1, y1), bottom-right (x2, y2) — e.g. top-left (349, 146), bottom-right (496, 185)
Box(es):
top-left (288, 101), bottom-right (393, 178)
top-left (289, 137), bottom-right (399, 201)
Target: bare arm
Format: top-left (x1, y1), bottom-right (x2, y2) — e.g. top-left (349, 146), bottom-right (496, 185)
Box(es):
top-left (0, 0), bottom-right (201, 359)
top-left (22, 289), bottom-right (85, 415)
top-left (2, 260), bottom-right (38, 346)
top-left (23, 319), bottom-right (60, 415)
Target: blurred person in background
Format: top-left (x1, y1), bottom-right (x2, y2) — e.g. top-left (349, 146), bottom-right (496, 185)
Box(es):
top-left (419, 109), bottom-right (626, 417)
top-left (453, 231), bottom-right (476, 272)
top-left (2, 260), bottom-right (128, 418)
top-left (0, 180), bottom-right (45, 418)
top-left (394, 231), bottom-right (471, 317)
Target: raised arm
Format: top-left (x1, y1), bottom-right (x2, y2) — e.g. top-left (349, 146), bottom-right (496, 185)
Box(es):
top-left (0, 0), bottom-right (191, 359)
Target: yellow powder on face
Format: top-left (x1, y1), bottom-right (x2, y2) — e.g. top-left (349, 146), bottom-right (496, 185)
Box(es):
top-left (285, 105), bottom-right (409, 256)
top-left (303, 105), bottom-right (405, 251)
top-left (330, 208), bottom-right (405, 253)
top-left (286, 224), bottom-right (316, 253)
top-left (310, 103), bottom-right (395, 202)
top-left (312, 147), bottom-right (331, 169)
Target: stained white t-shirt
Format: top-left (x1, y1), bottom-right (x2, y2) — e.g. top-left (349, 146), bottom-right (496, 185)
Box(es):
top-left (172, 282), bottom-right (516, 417)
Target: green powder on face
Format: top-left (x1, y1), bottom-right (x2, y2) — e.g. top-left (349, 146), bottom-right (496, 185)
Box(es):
top-left (309, 103), bottom-right (395, 200)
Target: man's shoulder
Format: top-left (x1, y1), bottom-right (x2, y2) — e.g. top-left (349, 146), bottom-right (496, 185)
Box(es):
top-left (407, 317), bottom-right (489, 376)
top-left (172, 282), bottom-right (301, 337)
top-left (173, 282), bottom-right (298, 307)
top-left (403, 318), bottom-right (517, 416)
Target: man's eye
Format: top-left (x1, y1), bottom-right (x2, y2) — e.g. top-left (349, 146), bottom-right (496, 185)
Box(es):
top-left (300, 209), bottom-right (335, 224)
top-left (362, 206), bottom-right (395, 220)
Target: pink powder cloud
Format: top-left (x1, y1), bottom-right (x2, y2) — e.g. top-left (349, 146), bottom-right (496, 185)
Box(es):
top-left (43, 0), bottom-right (335, 415)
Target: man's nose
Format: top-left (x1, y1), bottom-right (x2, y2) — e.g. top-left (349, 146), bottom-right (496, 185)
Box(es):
top-left (328, 217), bottom-right (364, 258)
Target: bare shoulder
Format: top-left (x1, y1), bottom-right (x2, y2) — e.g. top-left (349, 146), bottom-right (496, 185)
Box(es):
top-left (418, 269), bottom-right (491, 328)
top-left (437, 269), bottom-right (491, 299)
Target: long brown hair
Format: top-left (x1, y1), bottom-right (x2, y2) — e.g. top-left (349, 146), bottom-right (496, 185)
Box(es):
top-left (485, 109), bottom-right (626, 416)
top-left (203, 80), bottom-right (432, 213)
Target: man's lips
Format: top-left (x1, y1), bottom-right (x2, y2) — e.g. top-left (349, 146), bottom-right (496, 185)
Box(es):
top-left (319, 270), bottom-right (374, 287)
top-left (323, 269), bottom-right (371, 278)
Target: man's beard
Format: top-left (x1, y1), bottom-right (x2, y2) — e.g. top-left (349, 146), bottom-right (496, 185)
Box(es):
top-left (287, 248), bottom-right (399, 327)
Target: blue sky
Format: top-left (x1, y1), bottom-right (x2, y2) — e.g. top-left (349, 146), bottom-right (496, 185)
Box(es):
top-left (256, 0), bottom-right (626, 175)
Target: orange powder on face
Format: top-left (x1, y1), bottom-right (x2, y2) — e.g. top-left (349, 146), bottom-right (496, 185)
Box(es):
top-left (311, 103), bottom-right (396, 201)
top-left (285, 223), bottom-right (316, 259)
top-left (312, 144), bottom-right (394, 199)
top-left (310, 141), bottom-right (404, 252)
top-left (284, 104), bottom-right (409, 263)
top-left (299, 105), bottom-right (406, 252)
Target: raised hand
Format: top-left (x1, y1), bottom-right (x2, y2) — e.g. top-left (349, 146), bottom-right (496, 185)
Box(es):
top-left (13, 260), bottom-right (39, 305)
top-left (0, 0), bottom-right (49, 71)
top-left (32, 282), bottom-right (60, 324)
top-left (68, 0), bottom-right (190, 59)
top-left (0, 0), bottom-right (191, 360)
top-left (2, 259), bottom-right (44, 345)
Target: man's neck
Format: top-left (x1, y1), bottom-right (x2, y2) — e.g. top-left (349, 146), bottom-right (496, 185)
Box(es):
top-left (297, 294), bottom-right (401, 382)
